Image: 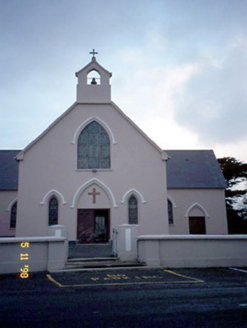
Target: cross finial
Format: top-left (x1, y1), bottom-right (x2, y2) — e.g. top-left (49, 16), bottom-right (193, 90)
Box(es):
top-left (90, 49), bottom-right (98, 59)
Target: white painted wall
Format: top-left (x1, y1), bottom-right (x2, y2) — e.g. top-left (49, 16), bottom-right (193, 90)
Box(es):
top-left (138, 235), bottom-right (247, 268)
top-left (115, 224), bottom-right (138, 261)
top-left (16, 103), bottom-right (168, 240)
top-left (10, 59), bottom-right (227, 241)
top-left (0, 236), bottom-right (67, 274)
top-left (168, 189), bottom-right (228, 234)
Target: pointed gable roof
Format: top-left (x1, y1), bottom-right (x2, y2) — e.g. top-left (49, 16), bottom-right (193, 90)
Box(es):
top-left (16, 101), bottom-right (169, 161)
top-left (166, 150), bottom-right (227, 189)
top-left (75, 57), bottom-right (112, 83)
top-left (16, 56), bottom-right (168, 161)
top-left (2, 150), bottom-right (226, 190)
top-left (0, 150), bottom-right (20, 190)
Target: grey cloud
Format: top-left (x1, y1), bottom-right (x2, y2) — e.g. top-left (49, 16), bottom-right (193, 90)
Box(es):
top-left (174, 43), bottom-right (247, 144)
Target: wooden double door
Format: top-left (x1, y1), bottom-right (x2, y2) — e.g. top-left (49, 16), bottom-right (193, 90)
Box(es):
top-left (77, 209), bottom-right (110, 243)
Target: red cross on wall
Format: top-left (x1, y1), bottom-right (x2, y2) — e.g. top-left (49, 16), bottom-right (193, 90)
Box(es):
top-left (88, 188), bottom-right (100, 204)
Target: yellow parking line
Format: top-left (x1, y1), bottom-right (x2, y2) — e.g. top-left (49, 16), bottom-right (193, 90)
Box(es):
top-left (46, 274), bottom-right (64, 287)
top-left (47, 280), bottom-right (203, 288)
top-left (164, 269), bottom-right (205, 283)
top-left (229, 267), bottom-right (247, 274)
top-left (46, 270), bottom-right (204, 288)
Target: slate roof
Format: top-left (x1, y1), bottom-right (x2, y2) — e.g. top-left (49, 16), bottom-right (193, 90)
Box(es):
top-left (0, 150), bottom-right (20, 190)
top-left (165, 150), bottom-right (227, 189)
top-left (0, 149), bottom-right (226, 191)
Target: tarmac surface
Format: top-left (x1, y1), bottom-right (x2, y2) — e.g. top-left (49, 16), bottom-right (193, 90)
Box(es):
top-left (1, 267), bottom-right (247, 327)
top-left (1, 266), bottom-right (247, 291)
top-left (47, 267), bottom-right (205, 288)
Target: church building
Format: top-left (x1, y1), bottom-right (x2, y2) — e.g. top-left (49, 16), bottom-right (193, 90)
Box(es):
top-left (0, 52), bottom-right (228, 241)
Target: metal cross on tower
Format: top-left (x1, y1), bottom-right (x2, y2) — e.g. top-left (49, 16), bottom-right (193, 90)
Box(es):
top-left (90, 49), bottom-right (98, 59)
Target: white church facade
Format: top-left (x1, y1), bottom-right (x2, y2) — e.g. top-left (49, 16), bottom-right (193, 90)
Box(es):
top-left (0, 54), bottom-right (228, 241)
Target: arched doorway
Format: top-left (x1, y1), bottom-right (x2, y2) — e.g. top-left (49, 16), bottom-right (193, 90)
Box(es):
top-left (75, 182), bottom-right (112, 243)
top-left (186, 203), bottom-right (208, 235)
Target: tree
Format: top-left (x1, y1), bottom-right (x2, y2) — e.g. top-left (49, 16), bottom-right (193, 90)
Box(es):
top-left (218, 157), bottom-right (247, 234)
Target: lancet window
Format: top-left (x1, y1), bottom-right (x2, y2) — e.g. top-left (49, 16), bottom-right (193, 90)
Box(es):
top-left (77, 121), bottom-right (110, 169)
top-left (10, 202), bottom-right (17, 228)
top-left (129, 195), bottom-right (138, 224)
top-left (168, 199), bottom-right (174, 225)
top-left (49, 196), bottom-right (58, 226)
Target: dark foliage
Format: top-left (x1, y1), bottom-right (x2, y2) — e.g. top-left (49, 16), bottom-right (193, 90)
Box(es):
top-left (218, 157), bottom-right (247, 188)
top-left (218, 157), bottom-right (247, 234)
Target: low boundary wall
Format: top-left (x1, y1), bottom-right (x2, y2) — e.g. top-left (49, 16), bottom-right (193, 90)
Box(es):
top-left (137, 235), bottom-right (247, 268)
top-left (0, 236), bottom-right (67, 274)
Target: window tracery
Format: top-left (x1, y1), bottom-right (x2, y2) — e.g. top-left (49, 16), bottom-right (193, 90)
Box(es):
top-left (77, 121), bottom-right (110, 169)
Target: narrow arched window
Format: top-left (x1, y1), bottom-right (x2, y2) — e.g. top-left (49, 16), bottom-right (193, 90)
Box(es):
top-left (78, 121), bottom-right (110, 169)
top-left (168, 199), bottom-right (173, 225)
top-left (129, 195), bottom-right (138, 224)
top-left (10, 202), bottom-right (17, 228)
top-left (49, 197), bottom-right (58, 226)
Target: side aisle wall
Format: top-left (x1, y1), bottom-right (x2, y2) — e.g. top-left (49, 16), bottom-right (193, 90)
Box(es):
top-left (168, 189), bottom-right (228, 234)
top-left (0, 191), bottom-right (17, 237)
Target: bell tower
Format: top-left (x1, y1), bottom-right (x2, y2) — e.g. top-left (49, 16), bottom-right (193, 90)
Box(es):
top-left (75, 50), bottom-right (112, 103)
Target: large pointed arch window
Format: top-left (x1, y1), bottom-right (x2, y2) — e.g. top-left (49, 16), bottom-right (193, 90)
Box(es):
top-left (129, 195), bottom-right (138, 224)
top-left (77, 121), bottom-right (110, 169)
top-left (49, 197), bottom-right (58, 226)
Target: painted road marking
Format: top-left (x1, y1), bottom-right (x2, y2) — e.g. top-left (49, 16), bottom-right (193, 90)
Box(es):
top-left (164, 269), bottom-right (204, 283)
top-left (229, 267), bottom-right (247, 274)
top-left (46, 274), bottom-right (63, 287)
top-left (46, 269), bottom-right (205, 288)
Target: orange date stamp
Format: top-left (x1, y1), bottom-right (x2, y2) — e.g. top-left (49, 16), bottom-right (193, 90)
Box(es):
top-left (20, 242), bottom-right (30, 278)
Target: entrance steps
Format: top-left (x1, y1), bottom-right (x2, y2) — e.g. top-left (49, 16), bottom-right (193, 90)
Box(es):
top-left (59, 242), bottom-right (145, 272)
top-left (65, 257), bottom-right (146, 270)
top-left (68, 242), bottom-right (113, 259)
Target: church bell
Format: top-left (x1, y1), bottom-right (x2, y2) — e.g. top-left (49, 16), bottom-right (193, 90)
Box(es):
top-left (91, 77), bottom-right (97, 85)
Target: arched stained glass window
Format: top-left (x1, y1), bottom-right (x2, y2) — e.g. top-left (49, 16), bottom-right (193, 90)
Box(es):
top-left (10, 202), bottom-right (17, 228)
top-left (77, 121), bottom-right (110, 169)
top-left (129, 195), bottom-right (138, 224)
top-left (168, 199), bottom-right (173, 225)
top-left (49, 197), bottom-right (58, 226)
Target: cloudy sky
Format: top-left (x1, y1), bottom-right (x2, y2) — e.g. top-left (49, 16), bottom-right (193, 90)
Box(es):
top-left (0, 0), bottom-right (247, 162)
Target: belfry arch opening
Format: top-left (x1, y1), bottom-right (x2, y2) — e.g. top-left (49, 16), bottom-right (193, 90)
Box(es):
top-left (87, 70), bottom-right (101, 85)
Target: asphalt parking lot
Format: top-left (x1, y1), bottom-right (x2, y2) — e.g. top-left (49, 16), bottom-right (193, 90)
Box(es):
top-left (47, 267), bottom-right (205, 288)
top-left (1, 267), bottom-right (247, 328)
top-left (1, 266), bottom-right (247, 291)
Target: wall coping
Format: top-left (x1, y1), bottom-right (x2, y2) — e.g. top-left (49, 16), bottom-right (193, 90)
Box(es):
top-left (137, 234), bottom-right (247, 241)
top-left (0, 236), bottom-right (67, 244)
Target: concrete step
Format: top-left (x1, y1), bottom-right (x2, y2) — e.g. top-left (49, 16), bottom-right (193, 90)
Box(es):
top-left (67, 257), bottom-right (118, 263)
top-left (68, 243), bottom-right (113, 259)
top-left (65, 258), bottom-right (145, 270)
